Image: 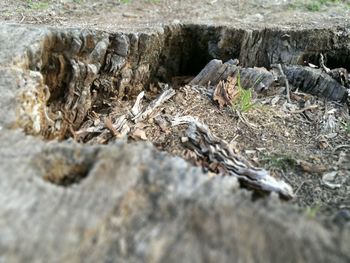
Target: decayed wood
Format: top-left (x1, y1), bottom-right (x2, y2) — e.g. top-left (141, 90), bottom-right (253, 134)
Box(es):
top-left (2, 24), bottom-right (350, 263)
top-left (213, 76), bottom-right (238, 108)
top-left (320, 53), bottom-right (331, 73)
top-left (86, 114), bottom-right (130, 144)
top-left (319, 54), bottom-right (349, 88)
top-left (190, 59), bottom-right (276, 92)
top-left (131, 91), bottom-right (145, 117)
top-left (132, 85), bottom-right (176, 123)
top-left (239, 67), bottom-right (275, 92)
top-left (282, 65), bottom-right (348, 102)
top-left (191, 59), bottom-right (348, 103)
top-left (75, 87), bottom-right (176, 143)
top-left (272, 63), bottom-right (291, 103)
top-left (189, 59), bottom-right (225, 86)
top-left (1, 131), bottom-right (348, 263)
top-left (171, 116), bottom-right (294, 199)
top-left (328, 68), bottom-right (349, 88)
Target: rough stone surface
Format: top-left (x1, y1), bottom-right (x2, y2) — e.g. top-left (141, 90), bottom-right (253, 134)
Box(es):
top-left (0, 23), bottom-right (350, 262)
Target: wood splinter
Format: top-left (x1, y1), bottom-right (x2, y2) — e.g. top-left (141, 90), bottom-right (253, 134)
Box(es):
top-left (272, 63), bottom-right (291, 103)
top-left (132, 85), bottom-right (176, 123)
top-left (172, 116), bottom-right (294, 199)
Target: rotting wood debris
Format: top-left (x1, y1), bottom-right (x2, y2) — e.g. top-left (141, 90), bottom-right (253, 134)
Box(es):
top-left (39, 56), bottom-right (350, 200)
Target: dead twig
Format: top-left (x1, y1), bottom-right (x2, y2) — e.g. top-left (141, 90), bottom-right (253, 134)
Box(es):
top-left (295, 181), bottom-right (306, 196)
top-left (236, 110), bottom-right (258, 129)
top-left (87, 115), bottom-right (129, 144)
top-left (273, 63), bottom-right (291, 103)
top-left (319, 53), bottom-right (330, 73)
top-left (33, 16), bottom-right (43, 23)
top-left (280, 170), bottom-right (292, 185)
top-left (288, 105), bottom-right (319, 114)
top-left (19, 13), bottom-right (25, 23)
top-left (133, 86), bottom-right (176, 123)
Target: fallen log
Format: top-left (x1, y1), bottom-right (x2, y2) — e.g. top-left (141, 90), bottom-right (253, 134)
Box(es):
top-left (281, 65), bottom-right (348, 102)
top-left (191, 59), bottom-right (348, 103)
top-left (190, 59), bottom-right (276, 92)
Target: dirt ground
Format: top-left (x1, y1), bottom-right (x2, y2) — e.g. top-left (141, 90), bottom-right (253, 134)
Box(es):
top-left (1, 0), bottom-right (350, 31)
top-left (1, 0), bottom-right (350, 223)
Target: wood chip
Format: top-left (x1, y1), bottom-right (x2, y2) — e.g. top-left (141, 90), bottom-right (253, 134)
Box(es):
top-left (154, 115), bottom-right (169, 132)
top-left (131, 128), bottom-right (148, 141)
top-left (131, 91), bottom-right (145, 117)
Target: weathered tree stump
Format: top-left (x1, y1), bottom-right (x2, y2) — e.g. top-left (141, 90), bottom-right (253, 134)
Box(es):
top-left (0, 23), bottom-right (350, 263)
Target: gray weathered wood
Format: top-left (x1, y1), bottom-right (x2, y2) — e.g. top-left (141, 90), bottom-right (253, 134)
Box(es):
top-left (282, 65), bottom-right (347, 102)
top-left (172, 116), bottom-right (294, 199)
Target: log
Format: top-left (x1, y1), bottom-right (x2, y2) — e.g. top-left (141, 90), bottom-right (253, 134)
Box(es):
top-left (190, 59), bottom-right (276, 92)
top-left (190, 59), bottom-right (348, 103)
top-left (282, 65), bottom-right (348, 102)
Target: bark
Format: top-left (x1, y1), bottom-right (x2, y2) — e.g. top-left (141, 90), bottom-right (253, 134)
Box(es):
top-left (282, 65), bottom-right (347, 102)
top-left (190, 59), bottom-right (276, 91)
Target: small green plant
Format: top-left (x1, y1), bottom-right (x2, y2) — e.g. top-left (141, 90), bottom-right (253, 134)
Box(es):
top-left (231, 72), bottom-right (255, 112)
top-left (346, 122), bottom-right (350, 133)
top-left (27, 0), bottom-right (49, 10)
top-left (306, 2), bottom-right (322, 11)
top-left (261, 153), bottom-right (298, 171)
top-left (305, 205), bottom-right (321, 219)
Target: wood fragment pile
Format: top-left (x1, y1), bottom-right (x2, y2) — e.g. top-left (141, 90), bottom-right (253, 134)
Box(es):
top-left (55, 57), bottom-right (350, 201)
top-left (75, 84), bottom-right (176, 144)
top-left (68, 80), bottom-right (294, 198)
